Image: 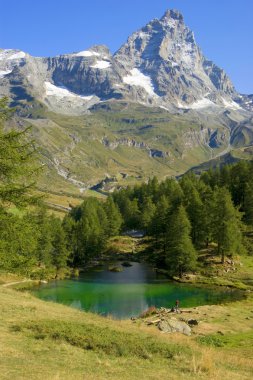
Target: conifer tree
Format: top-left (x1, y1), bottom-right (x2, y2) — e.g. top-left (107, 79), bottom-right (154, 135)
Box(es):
top-left (0, 97), bottom-right (40, 208)
top-left (140, 196), bottom-right (156, 233)
top-left (180, 176), bottom-right (205, 246)
top-left (243, 181), bottom-right (253, 225)
top-left (51, 218), bottom-right (69, 271)
top-left (29, 209), bottom-right (53, 267)
top-left (103, 196), bottom-right (122, 236)
top-left (150, 195), bottom-right (170, 257)
top-left (212, 188), bottom-right (245, 263)
top-left (165, 205), bottom-right (197, 277)
top-left (123, 198), bottom-right (140, 229)
top-left (0, 212), bottom-right (38, 274)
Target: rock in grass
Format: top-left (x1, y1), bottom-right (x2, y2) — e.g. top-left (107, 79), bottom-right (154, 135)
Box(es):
top-left (158, 319), bottom-right (191, 336)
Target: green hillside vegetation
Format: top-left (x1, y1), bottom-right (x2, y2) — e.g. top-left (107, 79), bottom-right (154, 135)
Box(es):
top-left (11, 99), bottom-right (234, 195)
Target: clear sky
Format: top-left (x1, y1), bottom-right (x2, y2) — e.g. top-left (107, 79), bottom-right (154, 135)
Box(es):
top-left (0, 0), bottom-right (252, 94)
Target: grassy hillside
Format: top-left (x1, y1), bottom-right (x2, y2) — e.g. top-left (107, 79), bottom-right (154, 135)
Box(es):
top-left (0, 280), bottom-right (253, 380)
top-left (10, 100), bottom-right (235, 196)
top-left (186, 146), bottom-right (253, 175)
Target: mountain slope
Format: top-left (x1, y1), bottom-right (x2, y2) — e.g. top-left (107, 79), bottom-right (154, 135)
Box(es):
top-left (0, 9), bottom-right (252, 194)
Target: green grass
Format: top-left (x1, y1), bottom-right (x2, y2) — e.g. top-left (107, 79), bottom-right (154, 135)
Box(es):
top-left (198, 330), bottom-right (253, 349)
top-left (16, 319), bottom-right (181, 359)
top-left (1, 277), bottom-right (253, 379)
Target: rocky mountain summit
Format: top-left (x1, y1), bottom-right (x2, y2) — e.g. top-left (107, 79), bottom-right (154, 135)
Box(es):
top-left (0, 9), bottom-right (251, 115)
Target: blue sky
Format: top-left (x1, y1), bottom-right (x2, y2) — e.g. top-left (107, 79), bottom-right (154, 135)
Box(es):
top-left (0, 0), bottom-right (252, 93)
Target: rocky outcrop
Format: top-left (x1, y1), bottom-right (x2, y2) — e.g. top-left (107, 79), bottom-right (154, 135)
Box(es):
top-left (182, 127), bottom-right (230, 151)
top-left (102, 137), bottom-right (169, 158)
top-left (158, 319), bottom-right (191, 336)
top-left (135, 307), bottom-right (200, 336)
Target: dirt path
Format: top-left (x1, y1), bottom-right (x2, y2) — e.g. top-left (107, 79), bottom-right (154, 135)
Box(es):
top-left (2, 279), bottom-right (33, 287)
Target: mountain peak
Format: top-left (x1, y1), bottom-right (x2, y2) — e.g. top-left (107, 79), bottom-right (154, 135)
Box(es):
top-left (160, 9), bottom-right (184, 23)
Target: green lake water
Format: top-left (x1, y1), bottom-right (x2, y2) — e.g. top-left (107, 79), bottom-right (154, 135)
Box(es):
top-left (33, 262), bottom-right (244, 319)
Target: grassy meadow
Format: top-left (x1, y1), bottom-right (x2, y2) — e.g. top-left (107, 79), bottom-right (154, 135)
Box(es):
top-left (0, 269), bottom-right (253, 380)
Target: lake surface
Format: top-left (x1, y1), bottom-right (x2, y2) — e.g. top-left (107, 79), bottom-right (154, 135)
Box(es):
top-left (33, 262), bottom-right (244, 319)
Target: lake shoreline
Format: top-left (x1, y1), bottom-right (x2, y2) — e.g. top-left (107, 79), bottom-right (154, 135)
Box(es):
top-left (29, 261), bottom-right (247, 320)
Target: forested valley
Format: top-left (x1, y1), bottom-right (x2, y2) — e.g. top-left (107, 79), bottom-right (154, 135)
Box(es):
top-left (1, 97), bottom-right (253, 280)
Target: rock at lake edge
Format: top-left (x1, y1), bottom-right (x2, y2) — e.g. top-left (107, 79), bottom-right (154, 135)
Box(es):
top-left (158, 318), bottom-right (192, 336)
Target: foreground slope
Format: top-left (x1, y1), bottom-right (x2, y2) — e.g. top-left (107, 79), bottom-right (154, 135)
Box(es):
top-left (0, 281), bottom-right (253, 380)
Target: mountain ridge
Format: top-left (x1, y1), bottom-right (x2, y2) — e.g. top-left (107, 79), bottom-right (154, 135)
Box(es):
top-left (1, 9), bottom-right (252, 114)
top-left (0, 9), bottom-right (253, 194)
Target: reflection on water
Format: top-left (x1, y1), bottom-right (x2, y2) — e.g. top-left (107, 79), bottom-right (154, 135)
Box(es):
top-left (33, 262), bottom-right (244, 319)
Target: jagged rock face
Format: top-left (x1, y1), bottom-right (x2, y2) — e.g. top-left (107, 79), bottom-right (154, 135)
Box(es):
top-left (0, 9), bottom-right (250, 115)
top-left (49, 46), bottom-right (122, 98)
top-left (114, 9), bottom-right (236, 107)
top-left (235, 94), bottom-right (253, 113)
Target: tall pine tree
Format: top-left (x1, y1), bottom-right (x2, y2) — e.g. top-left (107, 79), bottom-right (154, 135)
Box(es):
top-left (212, 188), bottom-right (245, 263)
top-left (165, 205), bottom-right (197, 278)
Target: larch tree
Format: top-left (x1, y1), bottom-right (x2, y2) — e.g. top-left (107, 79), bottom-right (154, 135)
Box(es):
top-left (212, 187), bottom-right (245, 263)
top-left (0, 97), bottom-right (41, 209)
top-left (103, 196), bottom-right (123, 236)
top-left (165, 205), bottom-right (197, 278)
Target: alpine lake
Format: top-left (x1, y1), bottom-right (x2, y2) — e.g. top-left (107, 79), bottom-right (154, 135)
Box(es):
top-left (33, 261), bottom-right (244, 319)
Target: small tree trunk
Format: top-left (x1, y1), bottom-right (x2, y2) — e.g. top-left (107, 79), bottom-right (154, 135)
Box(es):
top-left (221, 250), bottom-right (225, 264)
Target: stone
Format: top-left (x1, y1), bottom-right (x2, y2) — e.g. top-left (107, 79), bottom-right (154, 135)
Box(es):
top-left (158, 318), bottom-right (191, 336)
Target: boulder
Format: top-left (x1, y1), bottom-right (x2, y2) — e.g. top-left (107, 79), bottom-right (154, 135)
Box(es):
top-left (158, 318), bottom-right (191, 336)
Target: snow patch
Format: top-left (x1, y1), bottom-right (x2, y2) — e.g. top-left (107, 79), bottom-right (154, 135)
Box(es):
top-left (44, 82), bottom-right (96, 100)
top-left (137, 31), bottom-right (147, 39)
top-left (177, 98), bottom-right (216, 109)
top-left (190, 98), bottom-right (216, 109)
top-left (90, 60), bottom-right (111, 69)
top-left (169, 60), bottom-right (179, 67)
top-left (0, 69), bottom-right (12, 78)
top-left (177, 101), bottom-right (187, 108)
top-left (160, 106), bottom-right (170, 111)
top-left (166, 18), bottom-right (177, 29)
top-left (221, 97), bottom-right (241, 110)
top-left (123, 68), bottom-right (157, 96)
top-left (7, 51), bottom-right (26, 60)
top-left (74, 50), bottom-right (100, 57)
